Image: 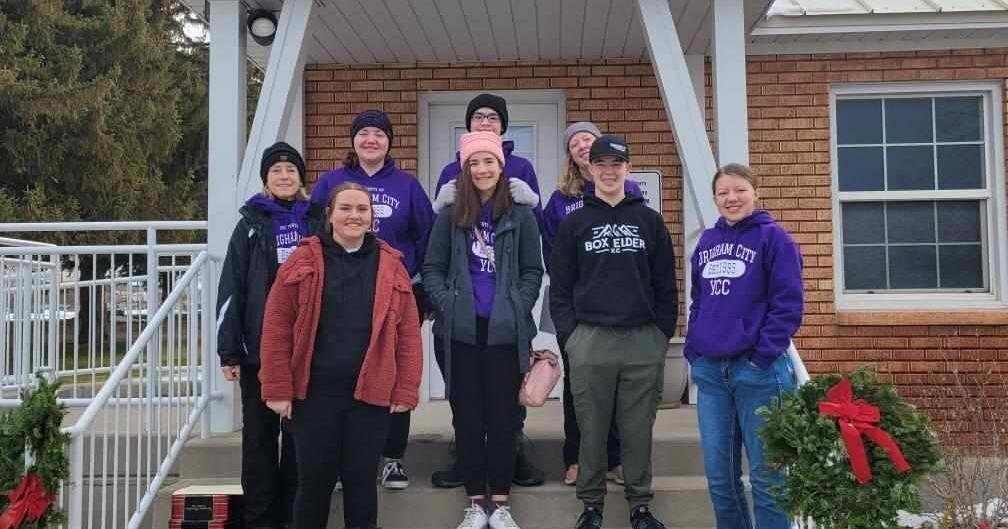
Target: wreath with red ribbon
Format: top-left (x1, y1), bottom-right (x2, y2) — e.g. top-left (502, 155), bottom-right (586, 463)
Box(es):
top-left (0, 377), bottom-right (68, 529)
top-left (758, 369), bottom-right (943, 529)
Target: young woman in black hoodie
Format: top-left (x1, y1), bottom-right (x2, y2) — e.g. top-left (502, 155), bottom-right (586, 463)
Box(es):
top-left (216, 142), bottom-right (322, 529)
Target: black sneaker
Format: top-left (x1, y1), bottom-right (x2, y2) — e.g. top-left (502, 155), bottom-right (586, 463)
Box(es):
top-left (574, 508), bottom-right (603, 529)
top-left (630, 506), bottom-right (667, 529)
top-left (380, 459), bottom-right (409, 490)
top-left (512, 434), bottom-right (544, 487)
top-left (431, 463), bottom-right (464, 488)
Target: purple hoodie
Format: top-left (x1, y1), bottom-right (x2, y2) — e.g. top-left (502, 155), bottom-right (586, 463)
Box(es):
top-left (684, 210), bottom-right (804, 369)
top-left (245, 194), bottom-right (311, 264)
top-left (311, 160), bottom-right (434, 277)
top-left (541, 179), bottom-right (641, 273)
top-left (435, 140), bottom-right (543, 226)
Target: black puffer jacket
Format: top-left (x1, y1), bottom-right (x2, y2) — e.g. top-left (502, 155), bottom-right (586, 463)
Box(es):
top-left (216, 200), bottom-right (324, 366)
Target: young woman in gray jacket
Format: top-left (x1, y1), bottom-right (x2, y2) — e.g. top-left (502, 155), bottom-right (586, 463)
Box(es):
top-left (423, 131), bottom-right (543, 529)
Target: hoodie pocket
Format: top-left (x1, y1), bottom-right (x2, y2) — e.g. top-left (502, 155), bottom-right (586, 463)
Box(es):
top-left (685, 310), bottom-right (750, 357)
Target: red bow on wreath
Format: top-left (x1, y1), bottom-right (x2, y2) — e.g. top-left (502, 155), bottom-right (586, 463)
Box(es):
top-left (818, 378), bottom-right (912, 485)
top-left (0, 473), bottom-right (55, 529)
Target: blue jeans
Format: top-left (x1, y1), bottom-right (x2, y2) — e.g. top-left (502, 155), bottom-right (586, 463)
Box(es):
top-left (690, 354), bottom-right (796, 529)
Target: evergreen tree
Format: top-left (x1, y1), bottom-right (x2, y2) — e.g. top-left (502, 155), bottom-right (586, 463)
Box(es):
top-left (0, 1), bottom-right (210, 341)
top-left (0, 0), bottom-right (205, 241)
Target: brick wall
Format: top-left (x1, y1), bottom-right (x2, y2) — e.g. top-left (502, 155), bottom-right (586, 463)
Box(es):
top-left (303, 49), bottom-right (1008, 443)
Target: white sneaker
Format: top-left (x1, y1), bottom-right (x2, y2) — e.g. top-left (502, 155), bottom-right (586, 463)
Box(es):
top-left (456, 503), bottom-right (489, 529)
top-left (489, 505), bottom-right (520, 529)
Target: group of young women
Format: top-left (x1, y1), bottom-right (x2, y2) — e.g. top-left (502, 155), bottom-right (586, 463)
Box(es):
top-left (216, 92), bottom-right (804, 529)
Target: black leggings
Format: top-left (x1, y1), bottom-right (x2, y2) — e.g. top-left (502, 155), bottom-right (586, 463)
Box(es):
top-left (560, 343), bottom-right (622, 470)
top-left (290, 393), bottom-right (389, 529)
top-left (381, 285), bottom-right (428, 460)
top-left (449, 319), bottom-right (522, 496)
top-left (239, 364), bottom-right (297, 529)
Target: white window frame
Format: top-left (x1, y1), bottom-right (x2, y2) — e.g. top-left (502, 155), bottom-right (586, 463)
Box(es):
top-left (831, 81), bottom-right (1008, 310)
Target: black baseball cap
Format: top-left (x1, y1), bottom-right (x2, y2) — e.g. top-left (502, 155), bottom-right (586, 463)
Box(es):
top-left (589, 134), bottom-right (630, 162)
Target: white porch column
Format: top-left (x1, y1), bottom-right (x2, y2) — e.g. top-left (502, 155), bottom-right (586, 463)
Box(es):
top-left (285, 70), bottom-right (305, 153)
top-left (636, 0), bottom-right (719, 229)
top-left (208, 0), bottom-right (247, 433)
top-left (237, 1), bottom-right (314, 199)
top-left (683, 54), bottom-right (707, 404)
top-left (712, 0), bottom-right (750, 164)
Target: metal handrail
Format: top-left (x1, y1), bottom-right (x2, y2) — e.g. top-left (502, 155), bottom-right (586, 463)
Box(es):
top-left (63, 250), bottom-right (210, 437)
top-left (0, 245), bottom-right (206, 255)
top-left (0, 221), bottom-right (207, 232)
top-left (0, 236), bottom-right (57, 247)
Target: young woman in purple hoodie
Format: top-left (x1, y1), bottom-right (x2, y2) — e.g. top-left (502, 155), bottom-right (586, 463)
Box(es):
top-left (540, 122), bottom-right (640, 487)
top-left (310, 109), bottom-right (435, 490)
top-left (685, 163), bottom-right (804, 529)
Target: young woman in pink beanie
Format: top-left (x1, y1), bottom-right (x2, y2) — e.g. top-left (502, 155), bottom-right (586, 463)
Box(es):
top-left (423, 131), bottom-right (543, 529)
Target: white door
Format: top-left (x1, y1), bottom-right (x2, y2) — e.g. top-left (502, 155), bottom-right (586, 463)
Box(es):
top-left (420, 92), bottom-right (564, 400)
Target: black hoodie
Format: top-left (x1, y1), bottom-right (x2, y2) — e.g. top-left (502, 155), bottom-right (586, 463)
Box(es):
top-left (549, 194), bottom-right (678, 342)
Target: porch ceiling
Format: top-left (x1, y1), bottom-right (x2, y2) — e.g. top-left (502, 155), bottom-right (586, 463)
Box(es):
top-left (219, 0), bottom-right (774, 65)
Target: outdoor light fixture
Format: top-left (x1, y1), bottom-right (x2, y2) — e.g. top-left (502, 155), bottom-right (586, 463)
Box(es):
top-left (247, 9), bottom-right (278, 46)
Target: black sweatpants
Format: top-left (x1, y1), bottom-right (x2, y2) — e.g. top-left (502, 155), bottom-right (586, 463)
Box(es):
top-left (449, 319), bottom-right (522, 496)
top-left (239, 363), bottom-right (297, 529)
top-left (560, 343), bottom-right (622, 470)
top-left (290, 392), bottom-right (390, 529)
top-left (380, 287), bottom-right (428, 461)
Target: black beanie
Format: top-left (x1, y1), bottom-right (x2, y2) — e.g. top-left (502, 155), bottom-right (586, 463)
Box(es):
top-left (465, 93), bottom-right (509, 133)
top-left (260, 142), bottom-right (306, 185)
top-left (351, 109), bottom-right (394, 145)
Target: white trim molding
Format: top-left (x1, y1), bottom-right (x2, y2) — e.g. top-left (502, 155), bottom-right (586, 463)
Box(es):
top-left (830, 80), bottom-right (1008, 311)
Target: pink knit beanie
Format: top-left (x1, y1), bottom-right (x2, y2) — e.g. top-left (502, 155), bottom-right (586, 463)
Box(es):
top-left (459, 131), bottom-right (506, 168)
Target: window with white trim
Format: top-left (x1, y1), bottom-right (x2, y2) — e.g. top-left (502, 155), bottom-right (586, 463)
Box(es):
top-left (832, 83), bottom-right (1007, 309)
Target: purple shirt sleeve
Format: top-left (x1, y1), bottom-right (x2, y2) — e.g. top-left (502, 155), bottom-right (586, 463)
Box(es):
top-left (752, 228), bottom-right (804, 368)
top-left (408, 178), bottom-right (435, 278)
top-left (310, 169), bottom-right (345, 206)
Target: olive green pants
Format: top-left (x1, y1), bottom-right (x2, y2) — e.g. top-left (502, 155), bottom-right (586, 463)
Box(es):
top-left (567, 322), bottom-right (667, 510)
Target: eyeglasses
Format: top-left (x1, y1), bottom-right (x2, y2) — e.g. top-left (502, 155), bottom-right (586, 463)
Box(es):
top-left (471, 112), bottom-right (501, 124)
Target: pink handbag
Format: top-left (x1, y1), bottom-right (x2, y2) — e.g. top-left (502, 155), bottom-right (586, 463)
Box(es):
top-left (519, 350), bottom-right (562, 407)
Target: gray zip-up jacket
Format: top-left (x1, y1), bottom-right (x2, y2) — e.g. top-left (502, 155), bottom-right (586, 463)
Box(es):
top-left (423, 204), bottom-right (544, 391)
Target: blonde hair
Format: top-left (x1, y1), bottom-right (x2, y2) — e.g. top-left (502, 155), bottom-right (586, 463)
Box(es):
top-left (261, 186), bottom-right (309, 201)
top-left (558, 155), bottom-right (587, 197)
top-left (712, 163), bottom-right (759, 194)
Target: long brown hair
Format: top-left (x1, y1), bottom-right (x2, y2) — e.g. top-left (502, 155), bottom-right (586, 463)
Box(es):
top-left (558, 155), bottom-right (586, 197)
top-left (454, 164), bottom-right (512, 228)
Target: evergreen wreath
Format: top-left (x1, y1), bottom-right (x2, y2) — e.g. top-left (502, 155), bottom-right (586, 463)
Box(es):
top-left (0, 376), bottom-right (69, 529)
top-left (758, 368), bottom-right (943, 529)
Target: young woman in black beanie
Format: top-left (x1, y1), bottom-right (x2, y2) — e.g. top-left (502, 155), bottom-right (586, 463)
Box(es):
top-left (216, 142), bottom-right (323, 529)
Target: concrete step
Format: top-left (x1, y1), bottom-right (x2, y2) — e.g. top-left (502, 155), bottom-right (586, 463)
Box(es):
top-left (153, 477), bottom-right (726, 529)
top-left (179, 402), bottom-right (716, 481)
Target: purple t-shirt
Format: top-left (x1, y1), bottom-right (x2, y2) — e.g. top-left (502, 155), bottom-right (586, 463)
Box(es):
top-left (310, 160), bottom-right (434, 277)
top-left (467, 202), bottom-right (496, 319)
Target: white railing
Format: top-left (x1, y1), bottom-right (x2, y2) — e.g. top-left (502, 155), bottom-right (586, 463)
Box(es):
top-left (0, 222), bottom-right (207, 397)
top-left (63, 250), bottom-right (218, 529)
top-left (0, 222), bottom-right (219, 529)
